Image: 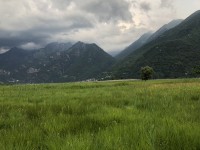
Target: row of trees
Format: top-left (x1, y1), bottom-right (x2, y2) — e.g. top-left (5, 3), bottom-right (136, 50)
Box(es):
top-left (140, 65), bottom-right (200, 81)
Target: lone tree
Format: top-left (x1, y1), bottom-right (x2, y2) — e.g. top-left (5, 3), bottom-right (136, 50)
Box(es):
top-left (140, 66), bottom-right (154, 80)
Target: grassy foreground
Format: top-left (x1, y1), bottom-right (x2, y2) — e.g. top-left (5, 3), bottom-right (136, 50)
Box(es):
top-left (0, 79), bottom-right (200, 150)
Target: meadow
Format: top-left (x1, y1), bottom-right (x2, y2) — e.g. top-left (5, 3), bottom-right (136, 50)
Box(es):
top-left (0, 79), bottom-right (200, 150)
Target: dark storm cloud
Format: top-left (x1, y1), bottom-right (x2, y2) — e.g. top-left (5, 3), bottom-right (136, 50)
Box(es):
top-left (0, 12), bottom-right (93, 48)
top-left (0, 0), bottom-right (133, 49)
top-left (2, 0), bottom-right (195, 52)
top-left (0, 29), bottom-right (48, 48)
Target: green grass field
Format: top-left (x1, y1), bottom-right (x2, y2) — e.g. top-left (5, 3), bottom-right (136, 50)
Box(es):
top-left (0, 79), bottom-right (200, 150)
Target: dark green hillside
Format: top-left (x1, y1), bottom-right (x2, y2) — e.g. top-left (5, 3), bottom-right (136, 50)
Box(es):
top-left (0, 47), bottom-right (34, 69)
top-left (38, 42), bottom-right (115, 82)
top-left (113, 10), bottom-right (200, 79)
top-left (115, 19), bottom-right (182, 61)
top-left (0, 42), bottom-right (115, 83)
top-left (0, 48), bottom-right (36, 82)
top-left (146, 19), bottom-right (183, 43)
top-left (116, 32), bottom-right (152, 60)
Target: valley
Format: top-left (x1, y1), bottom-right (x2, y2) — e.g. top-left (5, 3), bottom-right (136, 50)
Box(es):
top-left (1, 11), bottom-right (200, 83)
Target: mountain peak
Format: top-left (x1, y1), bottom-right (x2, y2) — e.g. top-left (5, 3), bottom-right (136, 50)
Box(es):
top-left (69, 41), bottom-right (103, 53)
top-left (184, 10), bottom-right (200, 22)
top-left (71, 41), bottom-right (87, 50)
top-left (72, 41), bottom-right (102, 50)
top-left (43, 42), bottom-right (73, 54)
top-left (76, 41), bottom-right (85, 45)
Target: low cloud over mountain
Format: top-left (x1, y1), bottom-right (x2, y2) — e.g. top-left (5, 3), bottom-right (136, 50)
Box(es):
top-left (0, 0), bottom-right (199, 52)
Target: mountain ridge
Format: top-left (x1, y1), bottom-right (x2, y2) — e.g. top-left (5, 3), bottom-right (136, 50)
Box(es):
top-left (115, 19), bottom-right (183, 61)
top-left (116, 32), bottom-right (152, 60)
top-left (0, 41), bottom-right (115, 83)
top-left (112, 10), bottom-right (200, 79)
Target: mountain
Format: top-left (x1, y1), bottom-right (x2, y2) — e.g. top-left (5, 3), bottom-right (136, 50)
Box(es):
top-left (147, 19), bottom-right (183, 42)
top-left (0, 47), bottom-right (34, 69)
top-left (31, 42), bottom-right (73, 59)
top-left (115, 19), bottom-right (182, 61)
top-left (0, 47), bottom-right (36, 82)
top-left (64, 42), bottom-right (115, 81)
top-left (42, 42), bottom-right (73, 54)
top-left (34, 41), bottom-right (115, 82)
top-left (0, 42), bottom-right (73, 69)
top-left (116, 32), bottom-right (152, 60)
top-left (113, 10), bottom-right (200, 79)
top-left (0, 42), bottom-right (115, 83)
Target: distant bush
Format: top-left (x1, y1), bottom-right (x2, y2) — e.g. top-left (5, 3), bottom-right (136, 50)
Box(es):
top-left (140, 66), bottom-right (154, 80)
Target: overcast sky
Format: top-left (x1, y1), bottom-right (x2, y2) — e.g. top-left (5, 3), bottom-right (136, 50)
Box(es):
top-left (0, 0), bottom-right (199, 53)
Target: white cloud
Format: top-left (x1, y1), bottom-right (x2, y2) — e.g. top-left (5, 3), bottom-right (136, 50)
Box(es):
top-left (19, 42), bottom-right (42, 50)
top-left (0, 47), bottom-right (9, 54)
top-left (0, 0), bottom-right (199, 52)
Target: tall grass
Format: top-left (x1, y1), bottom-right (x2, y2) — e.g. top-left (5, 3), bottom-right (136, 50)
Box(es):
top-left (0, 79), bottom-right (199, 149)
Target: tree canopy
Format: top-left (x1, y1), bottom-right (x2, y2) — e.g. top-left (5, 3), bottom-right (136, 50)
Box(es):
top-left (140, 66), bottom-right (154, 80)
